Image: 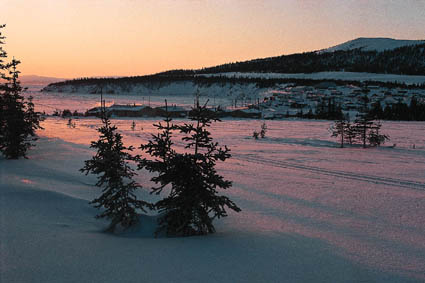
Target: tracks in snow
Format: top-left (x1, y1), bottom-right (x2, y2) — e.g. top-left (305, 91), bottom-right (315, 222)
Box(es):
top-left (235, 154), bottom-right (425, 192)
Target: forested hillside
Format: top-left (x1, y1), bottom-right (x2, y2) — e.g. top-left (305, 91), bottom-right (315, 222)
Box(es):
top-left (193, 43), bottom-right (425, 75)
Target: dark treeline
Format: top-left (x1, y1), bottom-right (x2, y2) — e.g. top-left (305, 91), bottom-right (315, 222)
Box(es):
top-left (309, 96), bottom-right (425, 121)
top-left (285, 97), bottom-right (344, 120)
top-left (369, 97), bottom-right (425, 121)
top-left (44, 74), bottom-right (425, 91)
top-left (314, 98), bottom-right (344, 120)
top-left (295, 96), bottom-right (425, 122)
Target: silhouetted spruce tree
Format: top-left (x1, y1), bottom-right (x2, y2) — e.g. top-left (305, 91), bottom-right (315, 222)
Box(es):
top-left (139, 101), bottom-right (241, 236)
top-left (0, 25), bottom-right (7, 141)
top-left (260, 122), bottom-right (267, 138)
top-left (353, 96), bottom-right (389, 147)
top-left (353, 96), bottom-right (374, 148)
top-left (81, 113), bottom-right (150, 232)
top-left (0, 25), bottom-right (6, 75)
top-left (367, 120), bottom-right (389, 147)
top-left (344, 121), bottom-right (356, 145)
top-left (0, 58), bottom-right (42, 159)
top-left (331, 118), bottom-right (348, 148)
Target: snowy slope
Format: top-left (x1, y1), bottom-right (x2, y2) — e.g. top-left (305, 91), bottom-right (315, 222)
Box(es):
top-left (322, 38), bottom-right (425, 53)
top-left (41, 72), bottom-right (425, 100)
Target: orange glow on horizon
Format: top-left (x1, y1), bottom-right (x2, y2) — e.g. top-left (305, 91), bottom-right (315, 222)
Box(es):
top-left (1, 0), bottom-right (425, 79)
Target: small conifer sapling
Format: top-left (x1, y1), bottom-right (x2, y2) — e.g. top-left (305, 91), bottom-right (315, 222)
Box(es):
top-left (331, 118), bottom-right (348, 148)
top-left (81, 113), bottom-right (150, 232)
top-left (367, 120), bottom-right (389, 146)
top-left (260, 122), bottom-right (267, 138)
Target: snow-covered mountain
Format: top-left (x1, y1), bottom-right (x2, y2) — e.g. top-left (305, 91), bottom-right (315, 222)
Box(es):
top-left (322, 37), bottom-right (425, 53)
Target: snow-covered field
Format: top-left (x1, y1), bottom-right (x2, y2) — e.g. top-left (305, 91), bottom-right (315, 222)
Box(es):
top-left (40, 80), bottom-right (260, 109)
top-left (1, 113), bottom-right (425, 282)
top-left (28, 86), bottom-right (232, 115)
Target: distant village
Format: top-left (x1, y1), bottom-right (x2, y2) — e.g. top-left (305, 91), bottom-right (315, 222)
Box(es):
top-left (68, 82), bottom-right (425, 121)
top-left (257, 82), bottom-right (425, 120)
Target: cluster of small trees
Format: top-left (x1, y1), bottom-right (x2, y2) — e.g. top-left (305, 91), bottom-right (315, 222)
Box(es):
top-left (332, 97), bottom-right (389, 148)
top-left (82, 101), bottom-right (241, 236)
top-left (0, 25), bottom-right (42, 159)
top-left (253, 122), bottom-right (267, 139)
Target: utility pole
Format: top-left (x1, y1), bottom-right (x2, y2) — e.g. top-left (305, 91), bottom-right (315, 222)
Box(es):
top-left (100, 87), bottom-right (105, 110)
top-left (194, 88), bottom-right (200, 108)
top-left (99, 86), bottom-right (106, 118)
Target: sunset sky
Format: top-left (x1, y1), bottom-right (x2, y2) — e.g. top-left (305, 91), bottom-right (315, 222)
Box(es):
top-left (1, 0), bottom-right (425, 78)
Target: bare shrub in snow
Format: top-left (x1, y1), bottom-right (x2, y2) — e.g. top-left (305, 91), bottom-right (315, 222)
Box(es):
top-left (253, 122), bottom-right (267, 139)
top-left (260, 122), bottom-right (267, 138)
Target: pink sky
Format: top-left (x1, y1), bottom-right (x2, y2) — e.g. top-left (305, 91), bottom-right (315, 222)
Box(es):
top-left (1, 0), bottom-right (425, 78)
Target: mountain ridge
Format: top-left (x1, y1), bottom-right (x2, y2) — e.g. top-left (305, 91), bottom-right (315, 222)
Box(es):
top-left (20, 75), bottom-right (67, 85)
top-left (321, 37), bottom-right (425, 53)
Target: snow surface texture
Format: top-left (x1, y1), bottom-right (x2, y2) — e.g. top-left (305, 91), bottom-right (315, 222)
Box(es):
top-left (1, 115), bottom-right (425, 283)
top-left (321, 37), bottom-right (425, 53)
